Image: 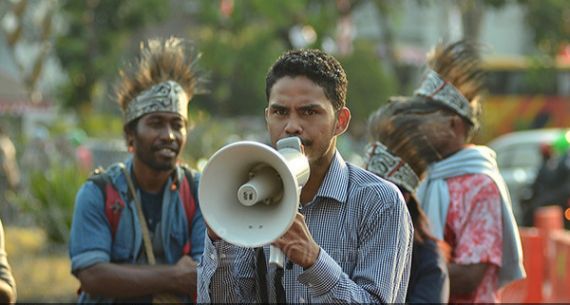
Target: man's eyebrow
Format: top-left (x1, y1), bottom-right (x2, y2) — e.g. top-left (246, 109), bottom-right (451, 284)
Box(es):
top-left (269, 104), bottom-right (287, 110)
top-left (298, 104), bottom-right (323, 110)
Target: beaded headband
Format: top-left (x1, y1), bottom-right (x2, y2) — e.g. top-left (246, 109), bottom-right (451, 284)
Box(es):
top-left (124, 80), bottom-right (188, 124)
top-left (414, 69), bottom-right (476, 127)
top-left (365, 141), bottom-right (420, 193)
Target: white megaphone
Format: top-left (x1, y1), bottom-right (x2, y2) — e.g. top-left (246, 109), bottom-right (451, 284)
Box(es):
top-left (198, 137), bottom-right (310, 268)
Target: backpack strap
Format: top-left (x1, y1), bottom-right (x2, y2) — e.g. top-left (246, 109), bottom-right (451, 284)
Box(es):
top-left (88, 164), bottom-right (126, 240)
top-left (179, 166), bottom-right (198, 255)
top-left (88, 163), bottom-right (197, 252)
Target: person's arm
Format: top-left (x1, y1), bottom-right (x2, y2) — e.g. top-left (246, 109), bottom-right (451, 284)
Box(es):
top-left (77, 256), bottom-right (196, 298)
top-left (0, 137), bottom-right (20, 190)
top-left (197, 233), bottom-right (257, 303)
top-left (0, 220), bottom-right (16, 304)
top-left (407, 240), bottom-right (450, 303)
top-left (447, 263), bottom-right (487, 295)
top-left (189, 199), bottom-right (206, 262)
top-left (276, 191), bottom-right (413, 303)
top-left (70, 182), bottom-right (194, 300)
top-left (0, 280), bottom-right (15, 304)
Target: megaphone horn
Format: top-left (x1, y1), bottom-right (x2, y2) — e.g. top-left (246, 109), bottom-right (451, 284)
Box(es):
top-left (198, 137), bottom-right (310, 268)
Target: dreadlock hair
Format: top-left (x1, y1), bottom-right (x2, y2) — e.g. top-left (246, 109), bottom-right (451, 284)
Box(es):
top-left (265, 49), bottom-right (347, 111)
top-left (368, 96), bottom-right (448, 177)
top-left (368, 98), bottom-right (442, 244)
top-left (115, 37), bottom-right (200, 132)
top-left (406, 190), bottom-right (437, 244)
top-left (425, 40), bottom-right (486, 139)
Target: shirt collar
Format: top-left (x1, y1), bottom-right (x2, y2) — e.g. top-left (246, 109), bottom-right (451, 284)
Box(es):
top-left (314, 151), bottom-right (349, 204)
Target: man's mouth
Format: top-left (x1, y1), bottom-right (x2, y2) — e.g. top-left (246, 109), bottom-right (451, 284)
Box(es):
top-left (156, 147), bottom-right (177, 158)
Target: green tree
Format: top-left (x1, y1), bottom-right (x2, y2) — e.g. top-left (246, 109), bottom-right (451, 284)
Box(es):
top-left (519, 0), bottom-right (570, 57)
top-left (189, 0), bottom-right (343, 116)
top-left (54, 0), bottom-right (169, 116)
top-left (340, 40), bottom-right (398, 125)
top-left (0, 0), bottom-right (57, 103)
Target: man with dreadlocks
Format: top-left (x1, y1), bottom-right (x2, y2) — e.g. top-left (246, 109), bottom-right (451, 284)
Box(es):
top-left (369, 41), bottom-right (525, 303)
top-left (365, 107), bottom-right (449, 303)
top-left (69, 37), bottom-right (205, 304)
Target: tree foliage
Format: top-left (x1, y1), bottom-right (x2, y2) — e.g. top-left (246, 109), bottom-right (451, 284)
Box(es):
top-left (189, 0), bottom-right (341, 116)
top-left (54, 0), bottom-right (169, 113)
top-left (518, 0), bottom-right (570, 56)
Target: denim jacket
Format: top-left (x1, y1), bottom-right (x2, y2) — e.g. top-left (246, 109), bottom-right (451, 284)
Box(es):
top-left (69, 159), bottom-right (205, 303)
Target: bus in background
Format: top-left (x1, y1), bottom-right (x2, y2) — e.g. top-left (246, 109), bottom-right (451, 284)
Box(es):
top-left (476, 56), bottom-right (570, 144)
top-left (479, 56), bottom-right (570, 225)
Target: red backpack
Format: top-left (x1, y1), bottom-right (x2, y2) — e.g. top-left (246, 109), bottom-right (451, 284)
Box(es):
top-left (88, 163), bottom-right (197, 255)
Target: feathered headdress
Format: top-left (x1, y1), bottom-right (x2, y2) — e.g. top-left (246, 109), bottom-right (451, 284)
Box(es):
top-left (367, 97), bottom-right (446, 181)
top-left (115, 37), bottom-right (202, 124)
top-left (414, 40), bottom-right (485, 131)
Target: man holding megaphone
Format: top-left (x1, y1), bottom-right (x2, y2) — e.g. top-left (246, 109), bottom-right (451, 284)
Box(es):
top-left (198, 49), bottom-right (414, 303)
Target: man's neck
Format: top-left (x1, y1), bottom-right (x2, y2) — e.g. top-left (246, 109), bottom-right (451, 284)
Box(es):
top-left (300, 150), bottom-right (335, 205)
top-left (132, 160), bottom-right (174, 194)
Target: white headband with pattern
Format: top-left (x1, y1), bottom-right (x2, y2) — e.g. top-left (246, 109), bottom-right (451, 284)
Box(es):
top-left (365, 141), bottom-right (420, 193)
top-left (124, 80), bottom-right (188, 124)
top-left (414, 69), bottom-right (476, 127)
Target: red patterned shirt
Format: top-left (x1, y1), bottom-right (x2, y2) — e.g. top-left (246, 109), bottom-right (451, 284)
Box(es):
top-left (445, 173), bottom-right (503, 303)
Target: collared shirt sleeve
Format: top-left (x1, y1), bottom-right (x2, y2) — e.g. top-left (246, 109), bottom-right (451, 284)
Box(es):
top-left (298, 190), bottom-right (414, 303)
top-left (446, 174), bottom-right (503, 303)
top-left (189, 171), bottom-right (205, 262)
top-left (197, 236), bottom-right (257, 303)
top-left (189, 207), bottom-right (205, 262)
top-left (69, 182), bottom-right (112, 276)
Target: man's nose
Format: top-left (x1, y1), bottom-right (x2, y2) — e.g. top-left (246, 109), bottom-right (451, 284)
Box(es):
top-left (284, 118), bottom-right (302, 135)
top-left (161, 125), bottom-right (176, 141)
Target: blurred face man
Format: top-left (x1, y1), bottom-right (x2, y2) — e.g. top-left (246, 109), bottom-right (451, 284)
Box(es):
top-left (265, 76), bottom-right (350, 167)
top-left (127, 112), bottom-right (187, 172)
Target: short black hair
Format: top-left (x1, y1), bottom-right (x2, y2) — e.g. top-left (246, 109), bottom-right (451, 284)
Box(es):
top-left (265, 49), bottom-right (347, 111)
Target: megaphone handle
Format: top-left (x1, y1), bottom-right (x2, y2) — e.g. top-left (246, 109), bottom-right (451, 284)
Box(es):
top-left (269, 245), bottom-right (285, 268)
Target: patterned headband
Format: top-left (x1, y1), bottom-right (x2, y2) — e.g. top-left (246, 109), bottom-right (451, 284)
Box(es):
top-left (414, 69), bottom-right (476, 127)
top-left (364, 141), bottom-right (420, 193)
top-left (124, 80), bottom-right (188, 124)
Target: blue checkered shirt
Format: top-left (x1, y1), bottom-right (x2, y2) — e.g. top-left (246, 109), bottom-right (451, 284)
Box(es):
top-left (198, 151), bottom-right (413, 303)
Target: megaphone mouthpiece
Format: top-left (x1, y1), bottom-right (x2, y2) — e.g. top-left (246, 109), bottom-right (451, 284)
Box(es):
top-left (237, 165), bottom-right (282, 206)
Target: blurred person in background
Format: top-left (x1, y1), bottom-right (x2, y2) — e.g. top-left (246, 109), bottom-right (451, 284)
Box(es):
top-left (0, 218), bottom-right (16, 304)
top-left (198, 48), bottom-right (413, 304)
top-left (521, 134), bottom-right (570, 229)
top-left (0, 126), bottom-right (21, 221)
top-left (69, 37), bottom-right (205, 304)
top-left (372, 41), bottom-right (525, 303)
top-left (365, 107), bottom-right (449, 303)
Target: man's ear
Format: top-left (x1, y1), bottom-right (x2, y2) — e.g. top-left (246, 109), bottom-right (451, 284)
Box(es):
top-left (450, 115), bottom-right (469, 137)
top-left (335, 107), bottom-right (351, 136)
top-left (124, 125), bottom-right (135, 147)
top-left (448, 114), bottom-right (471, 149)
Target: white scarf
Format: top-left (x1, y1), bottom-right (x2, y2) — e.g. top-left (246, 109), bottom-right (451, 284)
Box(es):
top-left (417, 145), bottom-right (526, 287)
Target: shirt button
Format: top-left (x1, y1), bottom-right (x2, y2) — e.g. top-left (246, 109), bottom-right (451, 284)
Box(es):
top-left (299, 297), bottom-right (305, 303)
top-left (219, 253), bottom-right (226, 259)
top-left (308, 283), bottom-right (313, 288)
top-left (210, 253), bottom-right (216, 260)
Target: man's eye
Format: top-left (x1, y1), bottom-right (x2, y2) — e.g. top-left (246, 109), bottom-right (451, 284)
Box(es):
top-left (303, 109), bottom-right (317, 116)
top-left (272, 109), bottom-right (287, 116)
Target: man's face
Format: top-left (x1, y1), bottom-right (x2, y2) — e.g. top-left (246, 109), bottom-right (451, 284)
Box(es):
top-left (129, 112), bottom-right (187, 171)
top-left (412, 109), bottom-right (464, 159)
top-left (265, 76), bottom-right (350, 165)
